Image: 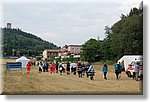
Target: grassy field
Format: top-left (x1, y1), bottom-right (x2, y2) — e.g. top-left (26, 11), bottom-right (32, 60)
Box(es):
top-left (1, 59), bottom-right (143, 95)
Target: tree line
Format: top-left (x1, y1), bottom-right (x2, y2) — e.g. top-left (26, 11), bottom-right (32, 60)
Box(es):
top-left (81, 7), bottom-right (143, 63)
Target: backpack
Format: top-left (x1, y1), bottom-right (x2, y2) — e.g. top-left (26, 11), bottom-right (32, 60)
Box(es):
top-left (89, 65), bottom-right (94, 72)
top-left (116, 64), bottom-right (121, 72)
top-left (115, 64), bottom-right (120, 71)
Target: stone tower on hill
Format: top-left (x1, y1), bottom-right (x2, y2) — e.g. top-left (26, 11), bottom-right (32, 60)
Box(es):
top-left (7, 23), bottom-right (12, 29)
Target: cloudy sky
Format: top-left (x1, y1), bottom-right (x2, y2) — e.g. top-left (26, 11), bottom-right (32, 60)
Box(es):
top-left (1, 0), bottom-right (142, 47)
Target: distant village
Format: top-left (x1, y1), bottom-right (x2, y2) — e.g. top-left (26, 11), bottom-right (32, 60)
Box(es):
top-left (43, 44), bottom-right (82, 60)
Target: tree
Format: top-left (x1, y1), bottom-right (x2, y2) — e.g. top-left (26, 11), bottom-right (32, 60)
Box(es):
top-left (129, 8), bottom-right (140, 17)
top-left (81, 38), bottom-right (98, 62)
top-left (120, 14), bottom-right (126, 19)
top-left (110, 7), bottom-right (143, 59)
top-left (104, 25), bottom-right (112, 38)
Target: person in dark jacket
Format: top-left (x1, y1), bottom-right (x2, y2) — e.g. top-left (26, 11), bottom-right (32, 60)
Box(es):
top-left (82, 63), bottom-right (86, 76)
top-left (56, 62), bottom-right (59, 73)
top-left (102, 64), bottom-right (108, 80)
top-left (39, 62), bottom-right (43, 74)
top-left (66, 62), bottom-right (70, 75)
top-left (78, 63), bottom-right (83, 78)
top-left (46, 62), bottom-right (49, 72)
top-left (59, 63), bottom-right (64, 75)
top-left (43, 62), bottom-right (47, 72)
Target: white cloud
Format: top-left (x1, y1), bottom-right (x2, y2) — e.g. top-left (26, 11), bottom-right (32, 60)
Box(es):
top-left (2, 0), bottom-right (143, 47)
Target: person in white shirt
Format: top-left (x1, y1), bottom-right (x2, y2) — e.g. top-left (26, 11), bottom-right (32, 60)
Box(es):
top-left (133, 61), bottom-right (140, 81)
top-left (87, 63), bottom-right (95, 80)
top-left (132, 58), bottom-right (140, 81)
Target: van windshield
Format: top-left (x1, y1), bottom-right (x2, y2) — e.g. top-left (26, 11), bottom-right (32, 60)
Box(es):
top-left (130, 61), bottom-right (143, 66)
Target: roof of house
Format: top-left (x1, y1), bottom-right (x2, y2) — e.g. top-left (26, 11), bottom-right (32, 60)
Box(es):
top-left (63, 45), bottom-right (82, 48)
top-left (45, 49), bottom-right (61, 53)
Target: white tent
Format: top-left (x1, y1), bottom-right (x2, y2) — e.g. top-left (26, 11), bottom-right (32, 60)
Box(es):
top-left (16, 56), bottom-right (30, 68)
top-left (118, 55), bottom-right (143, 71)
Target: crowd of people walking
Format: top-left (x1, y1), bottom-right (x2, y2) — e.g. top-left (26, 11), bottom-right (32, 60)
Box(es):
top-left (26, 60), bottom-right (142, 81)
top-left (33, 61), bottom-right (96, 80)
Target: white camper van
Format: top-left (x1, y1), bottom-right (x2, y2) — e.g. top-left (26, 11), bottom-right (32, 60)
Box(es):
top-left (118, 55), bottom-right (143, 78)
top-left (126, 60), bottom-right (143, 78)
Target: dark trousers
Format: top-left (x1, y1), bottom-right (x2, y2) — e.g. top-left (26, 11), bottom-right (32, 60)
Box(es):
top-left (46, 67), bottom-right (48, 72)
top-left (43, 67), bottom-right (46, 72)
top-left (78, 71), bottom-right (82, 78)
top-left (103, 72), bottom-right (107, 79)
top-left (60, 70), bottom-right (62, 75)
top-left (39, 67), bottom-right (42, 73)
top-left (56, 67), bottom-right (58, 73)
top-left (115, 70), bottom-right (119, 79)
top-left (72, 68), bottom-right (76, 75)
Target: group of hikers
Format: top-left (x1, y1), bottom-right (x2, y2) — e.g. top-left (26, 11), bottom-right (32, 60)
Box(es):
top-left (37, 61), bottom-right (95, 80)
top-left (26, 61), bottom-right (124, 81)
top-left (26, 60), bottom-right (142, 81)
top-left (101, 62), bottom-right (123, 80)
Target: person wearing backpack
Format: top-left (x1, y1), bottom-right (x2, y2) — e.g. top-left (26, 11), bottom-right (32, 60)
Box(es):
top-left (87, 63), bottom-right (95, 80)
top-left (118, 62), bottom-right (122, 79)
top-left (114, 62), bottom-right (120, 80)
top-left (102, 64), bottom-right (108, 80)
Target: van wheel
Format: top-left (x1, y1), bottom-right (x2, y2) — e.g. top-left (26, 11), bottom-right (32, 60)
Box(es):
top-left (126, 72), bottom-right (132, 77)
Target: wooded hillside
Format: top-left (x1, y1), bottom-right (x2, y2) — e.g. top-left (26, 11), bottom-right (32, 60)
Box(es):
top-left (2, 28), bottom-right (59, 57)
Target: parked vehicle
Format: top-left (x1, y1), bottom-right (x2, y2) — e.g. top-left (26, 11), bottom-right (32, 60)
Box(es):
top-left (118, 55), bottom-right (142, 71)
top-left (117, 55), bottom-right (143, 78)
top-left (126, 60), bottom-right (143, 78)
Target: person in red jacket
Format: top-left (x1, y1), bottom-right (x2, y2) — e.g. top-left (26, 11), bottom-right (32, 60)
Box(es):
top-left (50, 63), bottom-right (56, 73)
top-left (27, 62), bottom-right (31, 74)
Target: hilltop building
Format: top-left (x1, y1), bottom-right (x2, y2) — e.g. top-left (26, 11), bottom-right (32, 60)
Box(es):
top-left (7, 23), bottom-right (12, 29)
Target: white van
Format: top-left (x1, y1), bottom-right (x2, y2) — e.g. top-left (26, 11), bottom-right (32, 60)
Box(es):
top-left (126, 60), bottom-right (143, 78)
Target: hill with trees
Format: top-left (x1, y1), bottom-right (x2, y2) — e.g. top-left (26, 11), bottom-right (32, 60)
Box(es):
top-left (81, 7), bottom-right (143, 62)
top-left (2, 28), bottom-right (59, 57)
